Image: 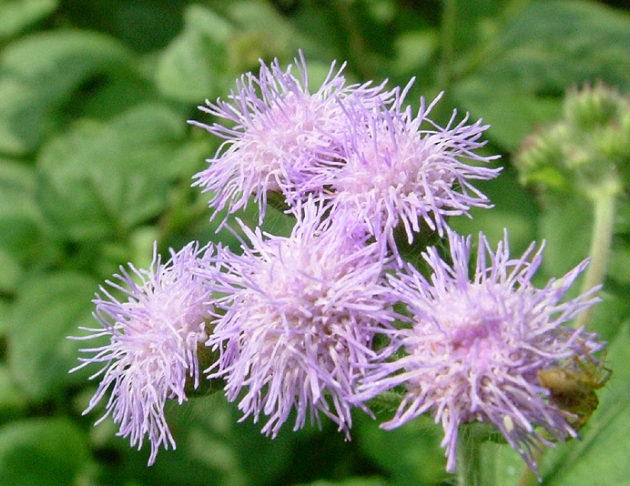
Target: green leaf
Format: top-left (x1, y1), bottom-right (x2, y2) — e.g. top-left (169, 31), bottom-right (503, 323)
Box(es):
top-left (100, 396), bottom-right (296, 486)
top-left (588, 289), bottom-right (630, 345)
top-left (156, 2), bottom-right (302, 104)
top-left (0, 250), bottom-right (20, 294)
top-left (0, 160), bottom-right (48, 291)
top-left (35, 104), bottom-right (189, 242)
top-left (608, 244), bottom-right (630, 287)
top-left (392, 30), bottom-right (438, 78)
top-left (295, 478), bottom-right (388, 486)
top-left (74, 73), bottom-right (158, 121)
top-left (454, 0), bottom-right (630, 150)
top-left (225, 1), bottom-right (299, 68)
top-left (0, 0), bottom-right (58, 41)
top-left (0, 299), bottom-right (10, 337)
top-left (0, 160), bottom-right (38, 221)
top-left (60, 0), bottom-right (189, 53)
top-left (455, 81), bottom-right (562, 151)
top-left (0, 30), bottom-right (135, 155)
top-left (155, 5), bottom-right (235, 103)
top-left (8, 271), bottom-right (99, 400)
top-left (538, 195), bottom-right (592, 279)
top-left (449, 165), bottom-right (539, 257)
top-left (355, 413), bottom-right (447, 486)
top-left (0, 365), bottom-right (27, 422)
top-left (614, 199), bottom-right (630, 234)
top-left (538, 321), bottom-right (630, 485)
top-left (182, 397), bottom-right (294, 486)
top-left (0, 417), bottom-right (89, 486)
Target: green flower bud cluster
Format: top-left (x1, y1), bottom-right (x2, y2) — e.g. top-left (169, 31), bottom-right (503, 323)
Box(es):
top-left (515, 82), bottom-right (630, 201)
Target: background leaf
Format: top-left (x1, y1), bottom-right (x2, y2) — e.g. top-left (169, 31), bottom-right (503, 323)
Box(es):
top-left (355, 414), bottom-right (447, 486)
top-left (0, 0), bottom-right (58, 41)
top-left (8, 272), bottom-right (99, 400)
top-left (0, 160), bottom-right (48, 292)
top-left (0, 1), bottom-right (629, 485)
top-left (0, 30), bottom-right (135, 155)
top-left (454, 0), bottom-right (630, 149)
top-left (0, 417), bottom-right (90, 486)
top-left (35, 104), bottom-right (192, 242)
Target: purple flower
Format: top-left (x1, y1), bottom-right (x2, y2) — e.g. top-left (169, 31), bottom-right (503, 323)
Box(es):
top-left (189, 52), bottom-right (393, 225)
top-left (359, 230), bottom-right (602, 473)
top-left (204, 201), bottom-right (400, 437)
top-left (71, 242), bottom-right (217, 465)
top-left (320, 92), bottom-right (501, 256)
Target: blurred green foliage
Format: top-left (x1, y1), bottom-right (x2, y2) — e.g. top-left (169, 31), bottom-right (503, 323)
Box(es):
top-left (1, 0), bottom-right (630, 485)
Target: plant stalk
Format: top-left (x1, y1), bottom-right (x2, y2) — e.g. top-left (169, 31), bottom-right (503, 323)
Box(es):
top-left (576, 181), bottom-right (619, 330)
top-left (457, 426), bottom-right (483, 486)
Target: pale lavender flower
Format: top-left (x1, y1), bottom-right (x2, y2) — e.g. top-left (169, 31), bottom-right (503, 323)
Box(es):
top-left (189, 52), bottom-right (392, 225)
top-left (359, 230), bottom-right (602, 474)
top-left (319, 91), bottom-right (501, 256)
top-left (71, 242), bottom-right (217, 465)
top-left (204, 201), bottom-right (400, 437)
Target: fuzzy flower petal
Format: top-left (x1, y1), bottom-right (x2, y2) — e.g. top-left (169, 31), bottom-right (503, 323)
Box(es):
top-left (204, 201), bottom-right (400, 437)
top-left (189, 52), bottom-right (393, 225)
top-left (320, 91), bottom-right (501, 255)
top-left (71, 242), bottom-right (217, 465)
top-left (359, 230), bottom-right (602, 474)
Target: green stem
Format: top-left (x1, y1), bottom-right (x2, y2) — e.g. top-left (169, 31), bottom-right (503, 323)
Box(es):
top-left (333, 0), bottom-right (375, 80)
top-left (576, 181), bottom-right (618, 330)
top-left (457, 426), bottom-right (483, 486)
top-left (438, 0), bottom-right (457, 94)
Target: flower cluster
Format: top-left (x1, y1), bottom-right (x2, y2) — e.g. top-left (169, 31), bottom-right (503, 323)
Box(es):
top-left (190, 52), bottom-right (501, 247)
top-left (74, 52), bottom-right (606, 476)
top-left (189, 52), bottom-right (394, 226)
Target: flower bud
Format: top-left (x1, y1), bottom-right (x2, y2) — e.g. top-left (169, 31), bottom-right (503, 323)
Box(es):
top-left (515, 82), bottom-right (630, 200)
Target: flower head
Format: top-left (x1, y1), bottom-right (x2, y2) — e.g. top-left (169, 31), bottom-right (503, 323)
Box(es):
top-left (71, 242), bottom-right (217, 465)
top-left (190, 52), bottom-right (393, 225)
top-left (205, 200), bottom-right (400, 437)
top-left (359, 230), bottom-right (602, 474)
top-left (319, 92), bottom-right (501, 256)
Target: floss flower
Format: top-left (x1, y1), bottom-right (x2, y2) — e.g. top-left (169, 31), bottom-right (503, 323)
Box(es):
top-left (71, 242), bottom-right (217, 465)
top-left (320, 91), bottom-right (501, 255)
top-left (359, 230), bottom-right (602, 474)
top-left (189, 52), bottom-right (393, 225)
top-left (203, 201), bottom-right (400, 437)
